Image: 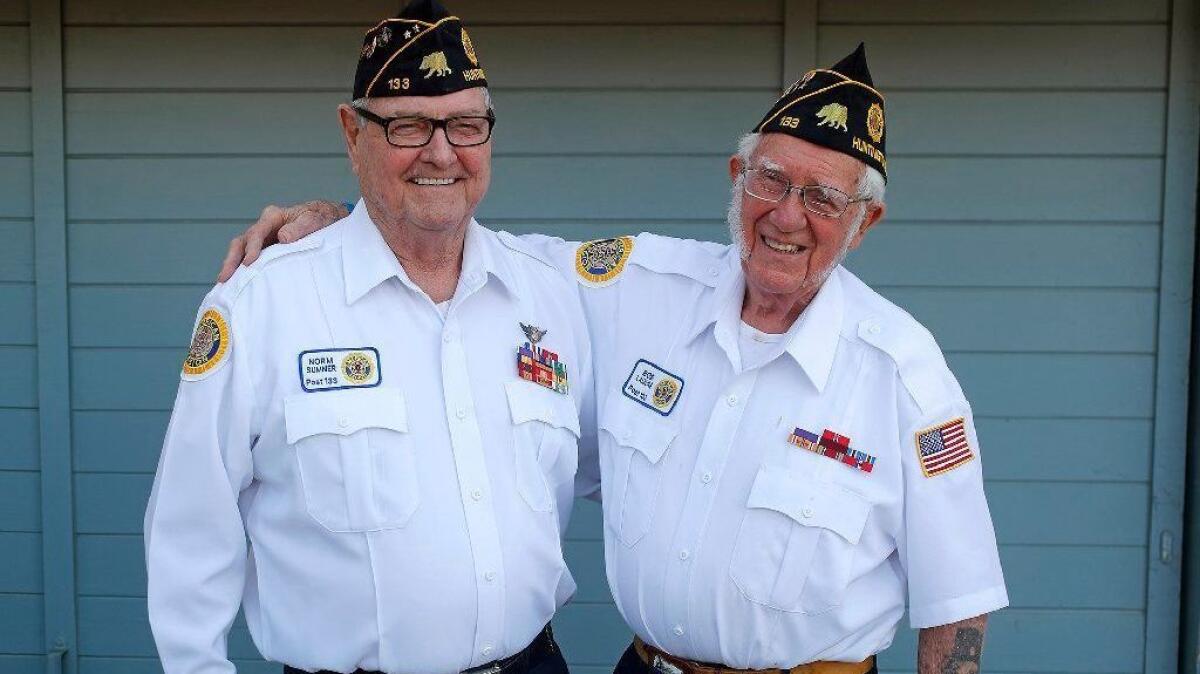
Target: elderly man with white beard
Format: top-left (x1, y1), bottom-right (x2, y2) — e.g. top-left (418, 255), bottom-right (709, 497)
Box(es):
top-left (220, 45), bottom-right (1007, 674)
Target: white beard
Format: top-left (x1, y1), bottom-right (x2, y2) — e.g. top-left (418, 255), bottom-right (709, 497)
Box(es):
top-left (726, 176), bottom-right (750, 262)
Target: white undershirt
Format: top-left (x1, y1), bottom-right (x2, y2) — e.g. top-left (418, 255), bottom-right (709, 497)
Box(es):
top-left (738, 320), bottom-right (787, 371)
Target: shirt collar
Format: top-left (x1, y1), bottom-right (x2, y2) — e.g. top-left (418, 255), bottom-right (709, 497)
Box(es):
top-left (685, 252), bottom-right (845, 392)
top-left (342, 202), bottom-right (515, 304)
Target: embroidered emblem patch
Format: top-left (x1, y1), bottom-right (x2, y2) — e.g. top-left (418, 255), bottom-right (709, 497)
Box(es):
top-left (462, 28), bottom-right (478, 65)
top-left (815, 102), bottom-right (849, 132)
top-left (916, 417), bottom-right (974, 477)
top-left (299, 347), bottom-right (381, 392)
top-left (623, 359), bottom-right (684, 416)
top-left (788, 427), bottom-right (876, 473)
top-left (575, 236), bottom-right (634, 287)
top-left (182, 308), bottom-right (230, 379)
top-left (420, 51), bottom-right (453, 78)
top-left (866, 102), bottom-right (885, 143)
top-left (517, 323), bottom-right (569, 394)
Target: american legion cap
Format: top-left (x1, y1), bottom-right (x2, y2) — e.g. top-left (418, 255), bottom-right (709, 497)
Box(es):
top-left (353, 0), bottom-right (488, 100)
top-left (753, 43), bottom-right (887, 181)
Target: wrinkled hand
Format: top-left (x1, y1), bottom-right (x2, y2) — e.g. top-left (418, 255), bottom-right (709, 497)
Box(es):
top-left (217, 200), bottom-right (349, 282)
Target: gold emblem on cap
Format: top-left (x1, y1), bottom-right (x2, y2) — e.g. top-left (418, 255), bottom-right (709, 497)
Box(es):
top-left (866, 102), bottom-right (884, 143)
top-left (462, 28), bottom-right (478, 66)
top-left (815, 103), bottom-right (849, 132)
top-left (420, 51), bottom-right (453, 78)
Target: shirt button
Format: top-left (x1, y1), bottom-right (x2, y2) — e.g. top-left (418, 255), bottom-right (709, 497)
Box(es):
top-left (708, 268), bottom-right (719, 277)
top-left (673, 625), bottom-right (684, 636)
top-left (456, 408), bottom-right (467, 420)
top-left (802, 507), bottom-right (814, 518)
top-left (471, 489), bottom-right (483, 501)
top-left (679, 549), bottom-right (690, 561)
top-left (869, 323), bottom-right (882, 335)
top-left (484, 571), bottom-right (496, 582)
top-left (482, 644), bottom-right (493, 657)
top-left (726, 395), bottom-right (738, 407)
top-left (701, 472), bottom-right (713, 484)
top-left (337, 417), bottom-right (349, 429)
top-left (443, 332), bottom-right (453, 343)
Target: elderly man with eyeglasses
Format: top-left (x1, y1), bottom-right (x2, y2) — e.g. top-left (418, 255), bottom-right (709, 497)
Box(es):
top-left (145, 3), bottom-right (593, 673)
top-left (218, 44), bottom-right (1007, 674)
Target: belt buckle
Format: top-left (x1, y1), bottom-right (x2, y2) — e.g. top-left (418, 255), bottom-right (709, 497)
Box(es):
top-left (652, 655), bottom-right (684, 674)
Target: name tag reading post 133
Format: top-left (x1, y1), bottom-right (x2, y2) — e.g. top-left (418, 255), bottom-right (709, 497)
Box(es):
top-left (299, 347), bottom-right (382, 392)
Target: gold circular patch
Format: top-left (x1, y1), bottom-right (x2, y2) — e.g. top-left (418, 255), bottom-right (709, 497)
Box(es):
top-left (183, 309), bottom-right (229, 377)
top-left (462, 28), bottom-right (478, 66)
top-left (575, 236), bottom-right (634, 286)
top-left (866, 102), bottom-right (885, 144)
top-left (341, 351), bottom-right (374, 384)
top-left (652, 378), bottom-right (679, 410)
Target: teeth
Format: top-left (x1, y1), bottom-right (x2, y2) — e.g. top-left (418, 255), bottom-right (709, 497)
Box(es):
top-left (762, 236), bottom-right (802, 253)
top-left (413, 177), bottom-right (456, 185)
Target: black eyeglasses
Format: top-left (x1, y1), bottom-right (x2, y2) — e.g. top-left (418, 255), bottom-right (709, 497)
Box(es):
top-left (354, 106), bottom-right (496, 148)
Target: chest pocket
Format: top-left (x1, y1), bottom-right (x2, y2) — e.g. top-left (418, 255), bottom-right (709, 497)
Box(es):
top-left (599, 401), bottom-right (677, 547)
top-left (729, 468), bottom-right (871, 614)
top-left (284, 387), bottom-right (418, 533)
top-left (505, 381), bottom-right (581, 513)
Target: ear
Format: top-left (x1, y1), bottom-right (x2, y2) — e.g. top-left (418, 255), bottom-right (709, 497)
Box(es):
top-left (848, 202), bottom-right (886, 250)
top-left (338, 104), bottom-right (364, 176)
top-left (729, 154), bottom-right (743, 183)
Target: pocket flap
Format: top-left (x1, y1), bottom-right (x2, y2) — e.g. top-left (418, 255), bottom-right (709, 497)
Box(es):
top-left (504, 380), bottom-right (581, 437)
top-left (746, 469), bottom-right (871, 544)
top-left (599, 403), bottom-right (678, 465)
top-left (284, 387), bottom-right (408, 444)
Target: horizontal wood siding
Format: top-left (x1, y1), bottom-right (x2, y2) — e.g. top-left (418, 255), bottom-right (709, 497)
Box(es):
top-left (21, 0), bottom-right (1174, 672)
top-left (817, 1), bottom-right (1169, 671)
top-left (1, 13), bottom-right (40, 667)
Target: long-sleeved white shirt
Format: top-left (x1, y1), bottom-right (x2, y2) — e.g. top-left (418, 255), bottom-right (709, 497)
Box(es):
top-left (145, 207), bottom-right (594, 674)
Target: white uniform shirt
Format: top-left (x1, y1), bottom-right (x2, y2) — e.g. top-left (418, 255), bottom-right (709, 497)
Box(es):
top-left (559, 234), bottom-right (1008, 668)
top-left (144, 208), bottom-right (594, 674)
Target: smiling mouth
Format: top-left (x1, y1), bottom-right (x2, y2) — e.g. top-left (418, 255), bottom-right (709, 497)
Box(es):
top-left (761, 235), bottom-right (806, 254)
top-left (410, 177), bottom-right (458, 186)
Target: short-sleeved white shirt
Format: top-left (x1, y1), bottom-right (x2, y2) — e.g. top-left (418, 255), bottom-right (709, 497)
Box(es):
top-left (567, 234), bottom-right (1008, 667)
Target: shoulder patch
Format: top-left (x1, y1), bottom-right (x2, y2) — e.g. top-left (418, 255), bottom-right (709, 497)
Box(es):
top-left (182, 307), bottom-right (231, 381)
top-left (575, 236), bottom-right (634, 287)
top-left (915, 417), bottom-right (975, 477)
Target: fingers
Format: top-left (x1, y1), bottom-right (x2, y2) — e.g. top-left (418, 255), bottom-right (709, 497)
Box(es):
top-left (243, 204), bottom-right (285, 266)
top-left (279, 200), bottom-right (347, 244)
top-left (217, 235), bottom-right (247, 283)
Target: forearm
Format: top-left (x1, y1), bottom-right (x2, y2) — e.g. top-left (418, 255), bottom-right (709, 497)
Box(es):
top-left (917, 613), bottom-right (989, 674)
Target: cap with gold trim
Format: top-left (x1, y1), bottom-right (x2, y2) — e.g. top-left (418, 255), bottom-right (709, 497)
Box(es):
top-left (753, 43), bottom-right (887, 181)
top-left (352, 0), bottom-right (488, 100)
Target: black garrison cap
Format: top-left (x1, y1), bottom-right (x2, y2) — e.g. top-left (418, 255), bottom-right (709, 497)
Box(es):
top-left (753, 43), bottom-right (887, 181)
top-left (352, 0), bottom-right (488, 100)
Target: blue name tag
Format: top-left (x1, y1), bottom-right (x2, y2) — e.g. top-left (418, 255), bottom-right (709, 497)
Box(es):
top-left (298, 347), bottom-right (382, 392)
top-left (622, 359), bottom-right (684, 416)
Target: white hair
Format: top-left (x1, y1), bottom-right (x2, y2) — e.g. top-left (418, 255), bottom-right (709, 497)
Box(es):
top-left (727, 132), bottom-right (885, 263)
top-left (351, 87), bottom-right (493, 127)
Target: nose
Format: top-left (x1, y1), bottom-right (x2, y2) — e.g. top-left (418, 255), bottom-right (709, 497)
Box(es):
top-left (419, 126), bottom-right (458, 167)
top-left (768, 189), bottom-right (810, 232)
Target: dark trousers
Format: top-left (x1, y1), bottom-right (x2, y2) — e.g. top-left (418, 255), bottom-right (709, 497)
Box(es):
top-left (283, 628), bottom-right (568, 674)
top-left (612, 643), bottom-right (878, 674)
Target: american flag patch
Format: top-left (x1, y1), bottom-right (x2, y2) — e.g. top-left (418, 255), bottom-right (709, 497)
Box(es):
top-left (915, 417), bottom-right (974, 477)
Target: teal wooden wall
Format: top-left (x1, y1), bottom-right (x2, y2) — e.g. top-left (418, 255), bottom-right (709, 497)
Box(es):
top-left (0, 2), bottom-right (44, 674)
top-left (3, 1), bottom-right (1195, 673)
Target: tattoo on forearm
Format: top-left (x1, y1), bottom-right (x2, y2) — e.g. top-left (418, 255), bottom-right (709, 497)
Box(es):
top-left (939, 627), bottom-right (983, 674)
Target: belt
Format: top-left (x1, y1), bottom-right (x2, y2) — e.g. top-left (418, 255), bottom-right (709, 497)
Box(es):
top-left (633, 637), bottom-right (875, 674)
top-left (284, 625), bottom-right (557, 674)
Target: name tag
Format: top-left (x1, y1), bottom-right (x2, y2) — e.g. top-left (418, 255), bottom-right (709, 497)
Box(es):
top-left (299, 347), bottom-right (381, 392)
top-left (622, 359), bottom-right (684, 416)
